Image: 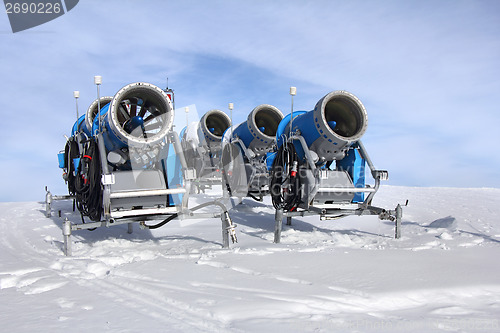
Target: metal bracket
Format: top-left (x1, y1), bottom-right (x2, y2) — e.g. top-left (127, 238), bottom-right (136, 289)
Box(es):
top-left (101, 173), bottom-right (115, 185)
top-left (44, 187), bottom-right (74, 218)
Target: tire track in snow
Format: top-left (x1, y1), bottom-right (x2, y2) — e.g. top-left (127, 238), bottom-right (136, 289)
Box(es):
top-left (196, 258), bottom-right (313, 285)
top-left (86, 275), bottom-right (236, 332)
top-left (0, 204), bottom-right (71, 295)
top-left (193, 250), bottom-right (500, 324)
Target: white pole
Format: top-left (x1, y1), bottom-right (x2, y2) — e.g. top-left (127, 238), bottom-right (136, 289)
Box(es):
top-left (73, 91), bottom-right (80, 119)
top-left (228, 103), bottom-right (234, 137)
top-left (289, 87), bottom-right (296, 138)
top-left (185, 106), bottom-right (189, 129)
top-left (94, 76), bottom-right (102, 134)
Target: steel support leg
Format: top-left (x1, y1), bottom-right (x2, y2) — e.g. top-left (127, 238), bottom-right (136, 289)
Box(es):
top-left (395, 204), bottom-right (402, 239)
top-left (221, 211), bottom-right (237, 248)
top-left (221, 214), bottom-right (229, 248)
top-left (45, 189), bottom-right (52, 217)
top-left (286, 216), bottom-right (292, 226)
top-left (127, 223), bottom-right (133, 234)
top-left (63, 218), bottom-right (72, 256)
top-left (274, 208), bottom-right (283, 243)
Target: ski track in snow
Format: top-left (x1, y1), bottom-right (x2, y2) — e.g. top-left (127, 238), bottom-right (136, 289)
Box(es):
top-left (0, 186), bottom-right (499, 332)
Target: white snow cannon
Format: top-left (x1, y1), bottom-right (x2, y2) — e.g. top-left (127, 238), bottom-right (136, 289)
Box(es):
top-left (269, 90), bottom-right (402, 242)
top-left (221, 104), bottom-right (284, 200)
top-left (181, 109), bottom-right (231, 192)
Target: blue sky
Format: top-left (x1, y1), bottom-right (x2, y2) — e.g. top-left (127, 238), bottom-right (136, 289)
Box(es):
top-left (1, 0), bottom-right (499, 201)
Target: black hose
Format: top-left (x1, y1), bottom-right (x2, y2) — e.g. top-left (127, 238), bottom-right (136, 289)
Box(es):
top-left (270, 141), bottom-right (301, 212)
top-left (65, 137), bottom-right (79, 195)
top-left (143, 213), bottom-right (178, 230)
top-left (73, 138), bottom-right (103, 222)
top-left (143, 200), bottom-right (229, 229)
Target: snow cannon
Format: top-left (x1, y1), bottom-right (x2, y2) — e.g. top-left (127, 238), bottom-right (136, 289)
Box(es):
top-left (92, 82), bottom-right (174, 153)
top-left (198, 109), bottom-right (232, 149)
top-left (222, 104), bottom-right (284, 200)
top-left (182, 109), bottom-right (231, 191)
top-left (84, 96), bottom-right (113, 135)
top-left (60, 81), bottom-right (184, 223)
top-left (70, 96), bottom-right (113, 137)
top-left (231, 104), bottom-right (284, 156)
top-left (270, 90), bottom-right (401, 243)
top-left (278, 91), bottom-right (368, 162)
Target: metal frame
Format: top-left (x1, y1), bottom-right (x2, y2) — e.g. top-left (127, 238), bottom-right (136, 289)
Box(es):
top-left (47, 191), bottom-right (237, 256)
top-left (55, 204), bottom-right (236, 257)
top-left (228, 137), bottom-right (272, 199)
top-left (46, 129), bottom-right (237, 256)
top-left (273, 204), bottom-right (402, 244)
top-left (272, 135), bottom-right (403, 243)
top-left (189, 149), bottom-right (225, 194)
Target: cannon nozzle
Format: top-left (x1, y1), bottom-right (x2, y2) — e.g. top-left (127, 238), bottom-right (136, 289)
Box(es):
top-left (232, 104), bottom-right (284, 155)
top-left (199, 109), bottom-right (231, 147)
top-left (284, 90), bottom-right (368, 161)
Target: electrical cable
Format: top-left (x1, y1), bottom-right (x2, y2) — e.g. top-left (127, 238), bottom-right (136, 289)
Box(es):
top-left (65, 137), bottom-right (79, 195)
top-left (143, 200), bottom-right (229, 229)
top-left (270, 139), bottom-right (301, 212)
top-left (73, 138), bottom-right (103, 222)
top-left (143, 213), bottom-right (178, 230)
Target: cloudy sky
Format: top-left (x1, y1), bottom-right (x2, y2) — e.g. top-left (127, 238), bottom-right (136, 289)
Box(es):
top-left (0, 0), bottom-right (499, 202)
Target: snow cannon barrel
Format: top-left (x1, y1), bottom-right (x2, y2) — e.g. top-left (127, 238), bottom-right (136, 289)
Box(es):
top-left (71, 114), bottom-right (89, 137)
top-left (91, 82), bottom-right (174, 151)
top-left (281, 90), bottom-right (368, 161)
top-left (180, 109), bottom-right (232, 185)
top-left (85, 96), bottom-right (113, 134)
top-left (198, 109), bottom-right (231, 148)
top-left (232, 104), bottom-right (284, 155)
top-left (71, 97), bottom-right (113, 137)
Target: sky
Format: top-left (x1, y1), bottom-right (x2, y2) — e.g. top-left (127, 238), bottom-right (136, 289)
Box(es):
top-left (0, 0), bottom-right (499, 202)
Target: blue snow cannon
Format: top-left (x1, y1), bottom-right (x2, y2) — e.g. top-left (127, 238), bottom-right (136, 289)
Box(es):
top-left (277, 90), bottom-right (368, 162)
top-left (91, 82), bottom-right (174, 152)
top-left (60, 81), bottom-right (179, 222)
top-left (70, 96), bottom-right (113, 138)
top-left (271, 90), bottom-right (381, 208)
top-left (231, 104), bottom-right (284, 156)
top-left (222, 104), bottom-right (284, 199)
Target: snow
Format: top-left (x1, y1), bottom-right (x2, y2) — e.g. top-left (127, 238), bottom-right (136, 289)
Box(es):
top-left (1, 186), bottom-right (499, 332)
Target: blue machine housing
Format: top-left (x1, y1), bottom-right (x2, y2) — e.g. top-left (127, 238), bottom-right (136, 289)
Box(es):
top-left (91, 103), bottom-right (127, 152)
top-left (71, 114), bottom-right (91, 137)
top-left (165, 142), bottom-right (184, 206)
top-left (231, 104), bottom-right (283, 156)
top-left (232, 122), bottom-right (255, 148)
top-left (336, 146), bottom-right (366, 203)
top-left (285, 91), bottom-right (368, 162)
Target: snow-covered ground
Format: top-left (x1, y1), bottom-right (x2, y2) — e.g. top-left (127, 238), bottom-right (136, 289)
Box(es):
top-left (1, 186), bottom-right (499, 332)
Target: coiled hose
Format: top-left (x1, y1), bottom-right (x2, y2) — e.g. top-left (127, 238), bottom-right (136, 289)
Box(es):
top-left (73, 138), bottom-right (103, 222)
top-left (270, 141), bottom-right (301, 212)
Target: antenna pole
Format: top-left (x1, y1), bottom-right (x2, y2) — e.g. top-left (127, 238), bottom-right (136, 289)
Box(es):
top-left (228, 103), bottom-right (234, 138)
top-left (94, 76), bottom-right (102, 134)
top-left (289, 87), bottom-right (296, 138)
top-left (73, 91), bottom-right (80, 120)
